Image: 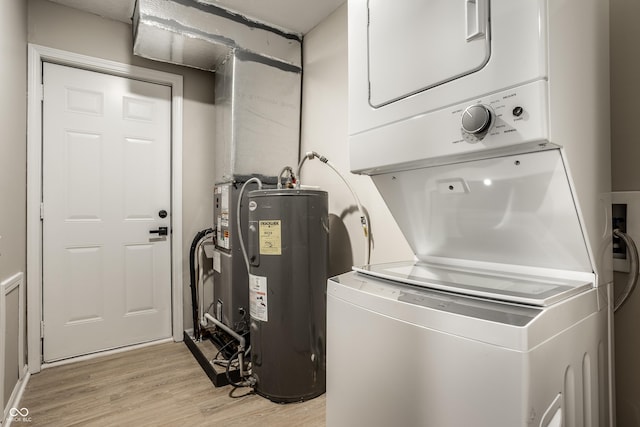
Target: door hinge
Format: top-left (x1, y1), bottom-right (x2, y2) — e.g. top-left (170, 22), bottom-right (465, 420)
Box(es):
top-left (41, 83), bottom-right (44, 102)
top-left (40, 202), bottom-right (44, 220)
top-left (40, 320), bottom-right (45, 338)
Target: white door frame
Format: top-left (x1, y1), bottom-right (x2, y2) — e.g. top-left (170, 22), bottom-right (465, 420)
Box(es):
top-left (27, 44), bottom-right (184, 373)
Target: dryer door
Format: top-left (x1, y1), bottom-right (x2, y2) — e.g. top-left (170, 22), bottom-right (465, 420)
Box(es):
top-left (368, 0), bottom-right (490, 107)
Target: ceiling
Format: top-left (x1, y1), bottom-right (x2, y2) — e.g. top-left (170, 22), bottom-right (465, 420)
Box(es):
top-left (47, 0), bottom-right (346, 35)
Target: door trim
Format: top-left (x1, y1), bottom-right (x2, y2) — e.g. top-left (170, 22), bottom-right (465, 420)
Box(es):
top-left (27, 44), bottom-right (184, 373)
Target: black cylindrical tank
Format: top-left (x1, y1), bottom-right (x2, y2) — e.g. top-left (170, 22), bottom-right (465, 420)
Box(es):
top-left (247, 188), bottom-right (328, 403)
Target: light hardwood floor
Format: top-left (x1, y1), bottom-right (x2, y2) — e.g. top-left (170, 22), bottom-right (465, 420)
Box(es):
top-left (18, 342), bottom-right (326, 426)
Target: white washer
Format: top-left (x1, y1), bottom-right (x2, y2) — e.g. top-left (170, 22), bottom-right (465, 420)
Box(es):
top-left (327, 269), bottom-right (609, 427)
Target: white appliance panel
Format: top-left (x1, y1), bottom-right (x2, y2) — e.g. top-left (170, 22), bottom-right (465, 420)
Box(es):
top-left (351, 80), bottom-right (550, 173)
top-left (371, 149), bottom-right (592, 274)
top-left (368, 0), bottom-right (490, 107)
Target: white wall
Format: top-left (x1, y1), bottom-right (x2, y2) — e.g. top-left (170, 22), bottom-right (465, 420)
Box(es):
top-left (27, 0), bottom-right (216, 331)
top-left (0, 0), bottom-right (28, 410)
top-left (611, 0), bottom-right (640, 192)
top-left (300, 4), bottom-right (413, 272)
top-left (0, 1), bottom-right (27, 285)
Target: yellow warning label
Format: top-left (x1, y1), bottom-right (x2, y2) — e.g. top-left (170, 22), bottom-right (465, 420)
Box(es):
top-left (259, 220), bottom-right (282, 255)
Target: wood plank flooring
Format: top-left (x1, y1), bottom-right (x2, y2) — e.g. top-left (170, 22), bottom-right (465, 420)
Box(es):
top-left (18, 342), bottom-right (326, 426)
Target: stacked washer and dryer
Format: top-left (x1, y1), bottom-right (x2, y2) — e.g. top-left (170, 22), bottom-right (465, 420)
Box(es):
top-left (327, 1), bottom-right (613, 426)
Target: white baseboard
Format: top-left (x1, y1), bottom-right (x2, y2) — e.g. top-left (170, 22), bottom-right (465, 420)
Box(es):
top-left (1, 272), bottom-right (25, 427)
top-left (2, 367), bottom-right (30, 427)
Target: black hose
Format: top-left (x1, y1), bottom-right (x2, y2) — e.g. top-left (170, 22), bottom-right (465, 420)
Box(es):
top-left (212, 330), bottom-right (250, 362)
top-left (189, 228), bottom-right (213, 340)
top-left (226, 349), bottom-right (251, 388)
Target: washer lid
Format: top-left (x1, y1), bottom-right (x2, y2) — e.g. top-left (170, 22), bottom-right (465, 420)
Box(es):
top-left (354, 261), bottom-right (592, 307)
top-left (371, 149), bottom-right (593, 275)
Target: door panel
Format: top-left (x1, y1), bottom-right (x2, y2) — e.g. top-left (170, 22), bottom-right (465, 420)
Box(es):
top-left (66, 246), bottom-right (103, 323)
top-left (42, 62), bottom-right (172, 362)
top-left (124, 137), bottom-right (157, 219)
top-left (66, 131), bottom-right (102, 220)
top-left (124, 244), bottom-right (156, 314)
top-left (368, 0), bottom-right (490, 106)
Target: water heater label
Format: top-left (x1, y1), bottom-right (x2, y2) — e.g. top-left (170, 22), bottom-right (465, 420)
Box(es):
top-left (259, 220), bottom-right (282, 255)
top-left (249, 274), bottom-right (268, 322)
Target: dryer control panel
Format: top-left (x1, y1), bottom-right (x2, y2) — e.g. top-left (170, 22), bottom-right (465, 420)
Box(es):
top-left (350, 80), bottom-right (550, 173)
top-left (455, 82), bottom-right (548, 146)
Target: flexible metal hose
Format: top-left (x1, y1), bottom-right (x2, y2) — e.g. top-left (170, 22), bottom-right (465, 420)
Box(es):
top-left (614, 229), bottom-right (639, 312)
top-left (295, 151), bottom-right (372, 265)
top-left (237, 177), bottom-right (263, 273)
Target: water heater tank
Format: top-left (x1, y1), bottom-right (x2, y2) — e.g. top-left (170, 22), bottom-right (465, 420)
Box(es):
top-left (247, 189), bottom-right (328, 402)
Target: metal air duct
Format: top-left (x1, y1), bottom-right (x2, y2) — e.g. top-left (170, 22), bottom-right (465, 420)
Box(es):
top-left (133, 0), bottom-right (302, 71)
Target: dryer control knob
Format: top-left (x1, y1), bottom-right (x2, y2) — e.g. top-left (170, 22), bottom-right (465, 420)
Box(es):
top-left (461, 104), bottom-right (492, 135)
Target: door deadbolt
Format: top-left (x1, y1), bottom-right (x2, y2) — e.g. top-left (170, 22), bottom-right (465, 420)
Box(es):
top-left (158, 210), bottom-right (168, 218)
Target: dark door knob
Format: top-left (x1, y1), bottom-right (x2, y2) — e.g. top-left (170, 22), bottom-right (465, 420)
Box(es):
top-left (149, 226), bottom-right (168, 236)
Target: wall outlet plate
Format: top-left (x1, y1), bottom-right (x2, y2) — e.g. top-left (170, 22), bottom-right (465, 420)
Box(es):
top-left (611, 192), bottom-right (640, 273)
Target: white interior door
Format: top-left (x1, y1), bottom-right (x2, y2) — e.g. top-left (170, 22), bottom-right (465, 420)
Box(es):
top-left (42, 62), bottom-right (172, 362)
